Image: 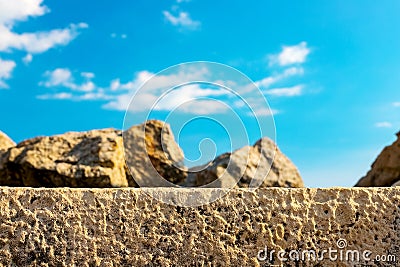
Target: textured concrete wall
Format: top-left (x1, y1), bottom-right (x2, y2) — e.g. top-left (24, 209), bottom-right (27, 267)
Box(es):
top-left (0, 187), bottom-right (398, 266)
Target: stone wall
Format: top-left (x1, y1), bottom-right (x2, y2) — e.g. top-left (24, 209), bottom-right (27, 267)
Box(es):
top-left (0, 187), bottom-right (398, 266)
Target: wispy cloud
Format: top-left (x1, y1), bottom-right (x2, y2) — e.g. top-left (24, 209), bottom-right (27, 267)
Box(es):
top-left (269, 42), bottom-right (310, 66)
top-left (393, 102), bottom-right (400, 107)
top-left (255, 67), bottom-right (304, 88)
top-left (0, 58), bottom-right (16, 88)
top-left (0, 22), bottom-right (88, 54)
top-left (163, 11), bottom-right (200, 30)
top-left (0, 0), bottom-right (87, 88)
top-left (38, 42), bottom-right (312, 116)
top-left (103, 68), bottom-right (211, 112)
top-left (38, 66), bottom-right (257, 116)
top-left (37, 91), bottom-right (112, 101)
top-left (110, 33), bottom-right (127, 39)
top-left (250, 108), bottom-right (279, 117)
top-left (22, 54), bottom-right (33, 64)
top-left (265, 85), bottom-right (303, 97)
top-left (37, 92), bottom-right (73, 100)
top-left (40, 68), bottom-right (95, 92)
top-left (375, 122), bottom-right (392, 128)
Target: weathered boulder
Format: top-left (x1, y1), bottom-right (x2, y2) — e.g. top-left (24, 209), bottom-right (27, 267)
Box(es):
top-left (0, 129), bottom-right (128, 187)
top-left (124, 120), bottom-right (187, 187)
top-left (355, 131), bottom-right (400, 186)
top-left (0, 120), bottom-right (186, 187)
top-left (0, 131), bottom-right (15, 152)
top-left (187, 137), bottom-right (304, 188)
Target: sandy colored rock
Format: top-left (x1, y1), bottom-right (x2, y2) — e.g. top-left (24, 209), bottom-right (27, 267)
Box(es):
top-left (356, 131), bottom-right (400, 186)
top-left (0, 187), bottom-right (398, 266)
top-left (187, 137), bottom-right (304, 188)
top-left (0, 120), bottom-right (187, 187)
top-left (0, 129), bottom-right (128, 187)
top-left (0, 131), bottom-right (15, 152)
top-left (124, 120), bottom-right (187, 186)
top-left (393, 180), bottom-right (400, 187)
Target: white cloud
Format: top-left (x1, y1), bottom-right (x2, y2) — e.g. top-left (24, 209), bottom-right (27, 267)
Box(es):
top-left (0, 21), bottom-right (87, 53)
top-left (153, 84), bottom-right (228, 112)
top-left (163, 11), bottom-right (200, 30)
top-left (103, 68), bottom-right (210, 111)
top-left (393, 102), bottom-right (400, 107)
top-left (81, 72), bottom-right (95, 79)
top-left (111, 33), bottom-right (127, 39)
top-left (37, 91), bottom-right (112, 101)
top-left (265, 85), bottom-right (303, 97)
top-left (108, 71), bottom-right (154, 92)
top-left (0, 58), bottom-right (16, 88)
top-left (38, 41), bottom-right (312, 116)
top-left (41, 68), bottom-right (72, 87)
top-left (375, 122), bottom-right (392, 128)
top-left (249, 108), bottom-right (279, 117)
top-left (0, 0), bottom-right (87, 88)
top-left (37, 92), bottom-right (72, 100)
top-left (110, 79), bottom-right (120, 91)
top-left (22, 53), bottom-right (33, 64)
top-left (269, 42), bottom-right (310, 66)
top-left (77, 91), bottom-right (113, 101)
top-left (255, 67), bottom-right (304, 88)
top-left (40, 68), bottom-right (95, 92)
top-left (0, 0), bottom-right (48, 26)
top-left (178, 100), bottom-right (228, 114)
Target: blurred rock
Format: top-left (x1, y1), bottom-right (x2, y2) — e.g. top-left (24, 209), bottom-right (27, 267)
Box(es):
top-left (124, 120), bottom-right (187, 187)
top-left (0, 129), bottom-right (128, 187)
top-left (356, 131), bottom-right (400, 186)
top-left (187, 137), bottom-right (304, 188)
top-left (0, 131), bottom-right (15, 152)
top-left (0, 120), bottom-right (186, 187)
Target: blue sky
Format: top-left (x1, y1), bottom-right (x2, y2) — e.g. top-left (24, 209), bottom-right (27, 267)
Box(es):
top-left (1, 0), bottom-right (400, 187)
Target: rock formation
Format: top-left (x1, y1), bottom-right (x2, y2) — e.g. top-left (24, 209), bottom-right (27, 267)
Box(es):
top-left (0, 120), bottom-right (187, 187)
top-left (355, 131), bottom-right (400, 186)
top-left (123, 120), bottom-right (187, 187)
top-left (0, 121), bottom-right (302, 188)
top-left (187, 137), bottom-right (304, 188)
top-left (0, 131), bottom-right (15, 152)
top-left (0, 129), bottom-right (128, 187)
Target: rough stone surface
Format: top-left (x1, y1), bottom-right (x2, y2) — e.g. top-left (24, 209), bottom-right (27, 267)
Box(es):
top-left (0, 120), bottom-right (186, 187)
top-left (187, 137), bottom-right (304, 188)
top-left (356, 131), bottom-right (400, 186)
top-left (0, 129), bottom-right (128, 187)
top-left (123, 120), bottom-right (187, 187)
top-left (0, 187), bottom-right (398, 266)
top-left (0, 131), bottom-right (15, 152)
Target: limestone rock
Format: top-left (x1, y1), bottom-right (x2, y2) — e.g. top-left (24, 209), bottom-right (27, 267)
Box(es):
top-left (0, 131), bottom-right (15, 152)
top-left (187, 137), bottom-right (304, 188)
top-left (124, 120), bottom-right (187, 186)
top-left (0, 120), bottom-right (187, 187)
top-left (0, 129), bottom-right (128, 187)
top-left (356, 131), bottom-right (400, 186)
